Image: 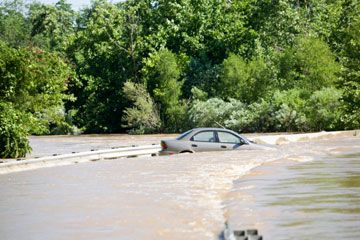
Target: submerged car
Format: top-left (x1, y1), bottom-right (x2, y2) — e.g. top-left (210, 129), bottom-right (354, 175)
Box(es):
top-left (160, 128), bottom-right (272, 155)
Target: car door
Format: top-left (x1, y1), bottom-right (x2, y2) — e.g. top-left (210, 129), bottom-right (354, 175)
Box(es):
top-left (189, 130), bottom-right (219, 152)
top-left (216, 131), bottom-right (246, 150)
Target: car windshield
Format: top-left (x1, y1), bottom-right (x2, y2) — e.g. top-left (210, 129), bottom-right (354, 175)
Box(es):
top-left (176, 130), bottom-right (193, 140)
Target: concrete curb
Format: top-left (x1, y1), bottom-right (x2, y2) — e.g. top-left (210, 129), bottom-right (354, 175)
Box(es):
top-left (0, 145), bottom-right (161, 175)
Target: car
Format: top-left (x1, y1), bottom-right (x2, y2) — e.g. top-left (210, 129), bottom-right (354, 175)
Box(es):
top-left (160, 128), bottom-right (273, 155)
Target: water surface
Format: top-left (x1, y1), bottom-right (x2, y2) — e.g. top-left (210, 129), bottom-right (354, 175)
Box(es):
top-left (0, 136), bottom-right (359, 239)
top-left (227, 138), bottom-right (360, 239)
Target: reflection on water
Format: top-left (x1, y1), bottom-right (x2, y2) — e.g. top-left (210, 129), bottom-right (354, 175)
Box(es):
top-left (0, 136), bottom-right (359, 239)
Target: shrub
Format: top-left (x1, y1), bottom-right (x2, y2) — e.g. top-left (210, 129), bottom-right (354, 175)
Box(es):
top-left (270, 89), bottom-right (308, 132)
top-left (122, 81), bottom-right (160, 134)
top-left (225, 99), bottom-right (272, 132)
top-left (0, 102), bottom-right (31, 158)
top-left (219, 54), bottom-right (273, 103)
top-left (277, 37), bottom-right (340, 92)
top-left (306, 87), bottom-right (343, 131)
top-left (189, 98), bottom-right (243, 128)
top-left (143, 48), bottom-right (185, 132)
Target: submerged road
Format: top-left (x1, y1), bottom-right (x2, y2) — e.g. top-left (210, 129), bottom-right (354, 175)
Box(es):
top-left (0, 133), bottom-right (359, 239)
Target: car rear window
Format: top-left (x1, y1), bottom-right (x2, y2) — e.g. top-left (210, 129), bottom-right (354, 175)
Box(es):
top-left (176, 130), bottom-right (193, 140)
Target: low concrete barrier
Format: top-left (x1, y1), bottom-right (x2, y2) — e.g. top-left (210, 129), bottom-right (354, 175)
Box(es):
top-left (0, 145), bottom-right (161, 174)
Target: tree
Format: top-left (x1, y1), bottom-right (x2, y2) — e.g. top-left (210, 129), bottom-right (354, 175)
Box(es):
top-left (0, 40), bottom-right (73, 135)
top-left (29, 0), bottom-right (76, 51)
top-left (143, 48), bottom-right (186, 132)
top-left (219, 53), bottom-right (273, 103)
top-left (277, 36), bottom-right (340, 93)
top-left (0, 40), bottom-right (73, 157)
top-left (270, 89), bottom-right (308, 132)
top-left (67, 1), bottom-right (130, 133)
top-left (331, 0), bottom-right (360, 128)
top-left (183, 54), bottom-right (221, 98)
top-left (122, 81), bottom-right (160, 134)
top-left (189, 98), bottom-right (241, 128)
top-left (341, 17), bottom-right (360, 128)
top-left (0, 0), bottom-right (31, 47)
top-left (0, 102), bottom-right (31, 158)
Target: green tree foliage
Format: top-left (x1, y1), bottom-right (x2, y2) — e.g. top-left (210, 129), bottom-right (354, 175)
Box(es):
top-left (271, 89), bottom-right (308, 132)
top-left (122, 81), bottom-right (160, 134)
top-left (143, 48), bottom-right (186, 132)
top-left (219, 53), bottom-right (273, 103)
top-left (0, 0), bottom-right (359, 139)
top-left (331, 0), bottom-right (360, 128)
top-left (29, 0), bottom-right (76, 51)
top-left (0, 40), bottom-right (73, 135)
top-left (67, 1), bottom-right (130, 133)
top-left (189, 98), bottom-right (241, 128)
top-left (340, 17), bottom-right (360, 128)
top-left (0, 102), bottom-right (31, 158)
top-left (306, 87), bottom-right (343, 131)
top-left (183, 55), bottom-right (221, 98)
top-left (0, 0), bottom-right (30, 47)
top-left (225, 100), bottom-right (272, 132)
top-left (277, 36), bottom-right (340, 92)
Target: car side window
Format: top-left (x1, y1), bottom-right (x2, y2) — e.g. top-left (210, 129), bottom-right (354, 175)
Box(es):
top-left (217, 131), bottom-right (243, 144)
top-left (191, 131), bottom-right (216, 142)
top-left (176, 130), bottom-right (193, 140)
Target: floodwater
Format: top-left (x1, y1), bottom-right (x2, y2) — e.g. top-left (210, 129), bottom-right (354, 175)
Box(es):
top-left (227, 139), bottom-right (360, 239)
top-left (27, 134), bottom-right (176, 158)
top-left (0, 135), bottom-right (359, 240)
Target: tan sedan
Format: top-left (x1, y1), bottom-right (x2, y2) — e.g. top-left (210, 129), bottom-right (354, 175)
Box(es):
top-left (160, 128), bottom-right (273, 155)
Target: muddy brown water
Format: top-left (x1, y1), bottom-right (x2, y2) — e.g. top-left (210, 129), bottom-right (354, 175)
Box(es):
top-left (0, 136), bottom-right (359, 239)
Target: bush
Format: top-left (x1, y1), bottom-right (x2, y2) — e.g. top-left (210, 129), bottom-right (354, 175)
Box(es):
top-left (306, 87), bottom-right (343, 131)
top-left (0, 103), bottom-right (31, 158)
top-left (0, 40), bottom-right (74, 135)
top-left (277, 37), bottom-right (340, 92)
top-left (225, 99), bottom-right (272, 132)
top-left (219, 54), bottom-right (273, 103)
top-left (143, 48), bottom-right (185, 132)
top-left (271, 89), bottom-right (308, 132)
top-left (187, 87), bottom-right (346, 133)
top-left (122, 81), bottom-right (160, 134)
top-left (189, 98), bottom-right (243, 128)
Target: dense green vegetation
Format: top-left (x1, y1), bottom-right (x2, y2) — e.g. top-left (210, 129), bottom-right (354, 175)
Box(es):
top-left (0, 0), bottom-right (359, 157)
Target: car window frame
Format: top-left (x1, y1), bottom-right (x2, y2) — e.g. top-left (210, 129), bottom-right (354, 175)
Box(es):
top-left (190, 130), bottom-right (217, 143)
top-left (216, 130), bottom-right (245, 145)
top-left (176, 130), bottom-right (193, 140)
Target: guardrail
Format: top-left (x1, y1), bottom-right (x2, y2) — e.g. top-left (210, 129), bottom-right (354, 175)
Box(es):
top-left (0, 145), bottom-right (161, 174)
top-left (222, 223), bottom-right (263, 240)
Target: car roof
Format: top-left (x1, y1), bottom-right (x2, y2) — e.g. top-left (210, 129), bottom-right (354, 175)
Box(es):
top-left (176, 128), bottom-right (250, 143)
top-left (190, 128), bottom-right (241, 135)
top-left (192, 127), bottom-right (233, 131)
